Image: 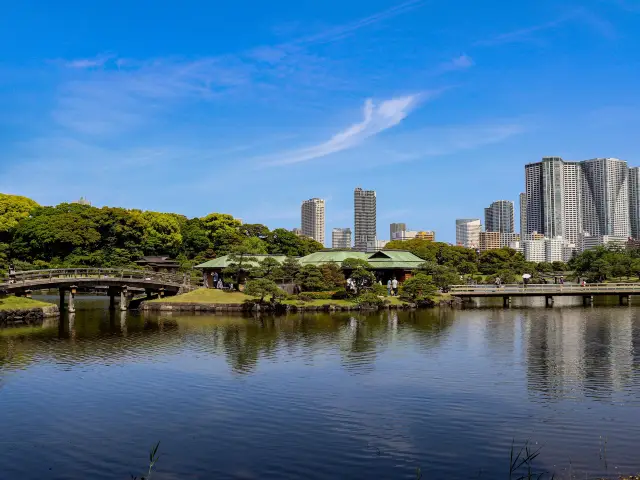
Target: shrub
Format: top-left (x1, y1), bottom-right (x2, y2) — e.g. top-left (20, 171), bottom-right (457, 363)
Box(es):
top-left (300, 291), bottom-right (337, 300)
top-left (297, 294), bottom-right (313, 302)
top-left (371, 283), bottom-right (387, 296)
top-left (331, 290), bottom-right (351, 300)
top-left (356, 292), bottom-right (384, 308)
top-left (400, 273), bottom-right (437, 302)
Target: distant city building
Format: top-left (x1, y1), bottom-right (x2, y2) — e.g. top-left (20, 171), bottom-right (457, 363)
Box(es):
top-left (375, 239), bottom-right (389, 250)
top-left (500, 232), bottom-right (520, 248)
top-left (390, 229), bottom-right (436, 242)
top-left (484, 200), bottom-right (514, 233)
top-left (456, 219), bottom-right (481, 249)
top-left (525, 156), bottom-right (630, 245)
top-left (579, 233), bottom-right (628, 252)
top-left (479, 231), bottom-right (500, 251)
top-left (74, 196), bottom-right (91, 206)
top-left (292, 227), bottom-right (303, 236)
top-left (416, 231), bottom-right (435, 241)
top-left (301, 198), bottom-right (325, 246)
top-left (545, 237), bottom-right (564, 262)
top-left (523, 239), bottom-right (546, 263)
top-left (630, 167), bottom-right (640, 239)
top-left (331, 228), bottom-right (352, 249)
top-left (354, 188), bottom-right (377, 251)
top-left (390, 223), bottom-right (406, 240)
top-left (519, 193), bottom-right (527, 238)
top-left (523, 236), bottom-right (574, 262)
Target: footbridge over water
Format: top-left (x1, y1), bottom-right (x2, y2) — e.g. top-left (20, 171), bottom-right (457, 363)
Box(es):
top-left (450, 283), bottom-right (640, 307)
top-left (0, 268), bottom-right (191, 312)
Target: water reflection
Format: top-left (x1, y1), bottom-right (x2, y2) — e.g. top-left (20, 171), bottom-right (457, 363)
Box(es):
top-left (2, 301), bottom-right (640, 479)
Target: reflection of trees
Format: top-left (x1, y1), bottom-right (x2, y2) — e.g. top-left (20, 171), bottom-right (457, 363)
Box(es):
top-left (1, 310), bottom-right (457, 376)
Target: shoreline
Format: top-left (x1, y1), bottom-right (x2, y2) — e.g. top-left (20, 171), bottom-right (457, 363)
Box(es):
top-left (0, 305), bottom-right (60, 327)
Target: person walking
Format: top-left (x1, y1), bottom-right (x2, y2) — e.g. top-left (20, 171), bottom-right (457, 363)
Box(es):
top-left (391, 277), bottom-right (399, 296)
top-left (387, 279), bottom-right (392, 296)
top-left (213, 271), bottom-right (219, 288)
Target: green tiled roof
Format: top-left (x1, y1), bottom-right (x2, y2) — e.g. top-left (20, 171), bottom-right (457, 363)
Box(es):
top-left (195, 250), bottom-right (425, 270)
top-left (299, 251), bottom-right (369, 265)
top-left (195, 254), bottom-right (288, 269)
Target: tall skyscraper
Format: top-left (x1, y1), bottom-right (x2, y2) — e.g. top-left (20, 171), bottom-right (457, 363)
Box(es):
top-left (301, 198), bottom-right (325, 246)
top-left (354, 187), bottom-right (376, 251)
top-left (390, 223), bottom-right (406, 240)
top-left (629, 167), bottom-right (640, 239)
top-left (484, 200), bottom-right (514, 233)
top-left (581, 157), bottom-right (629, 237)
top-left (525, 156), bottom-right (630, 244)
top-left (456, 219), bottom-right (481, 248)
top-left (519, 192), bottom-right (527, 238)
top-left (331, 228), bottom-right (352, 249)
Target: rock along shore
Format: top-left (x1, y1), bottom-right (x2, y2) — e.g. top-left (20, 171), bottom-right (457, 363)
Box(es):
top-left (0, 305), bottom-right (60, 327)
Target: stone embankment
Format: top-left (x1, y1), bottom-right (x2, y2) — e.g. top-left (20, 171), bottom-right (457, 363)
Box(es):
top-left (140, 297), bottom-right (461, 314)
top-left (0, 305), bottom-right (60, 327)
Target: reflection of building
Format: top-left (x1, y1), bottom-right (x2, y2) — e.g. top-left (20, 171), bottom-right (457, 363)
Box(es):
top-left (354, 188), bottom-right (377, 251)
top-left (485, 200), bottom-right (514, 233)
top-left (301, 198), bottom-right (325, 246)
top-left (331, 228), bottom-right (352, 249)
top-left (456, 219), bottom-right (481, 248)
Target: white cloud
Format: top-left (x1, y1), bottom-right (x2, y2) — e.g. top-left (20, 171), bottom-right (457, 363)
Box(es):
top-left (263, 94), bottom-right (424, 166)
top-left (432, 54), bottom-right (474, 75)
top-left (65, 54), bottom-right (115, 69)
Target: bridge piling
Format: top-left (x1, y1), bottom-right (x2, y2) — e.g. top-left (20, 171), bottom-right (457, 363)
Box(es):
top-left (545, 295), bottom-right (554, 307)
top-left (59, 288), bottom-right (66, 312)
top-left (583, 295), bottom-right (593, 306)
top-left (120, 286), bottom-right (129, 311)
top-left (68, 286), bottom-right (77, 314)
top-left (619, 294), bottom-right (630, 306)
top-left (503, 296), bottom-right (511, 308)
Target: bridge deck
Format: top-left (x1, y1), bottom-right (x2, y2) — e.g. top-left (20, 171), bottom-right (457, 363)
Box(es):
top-left (0, 268), bottom-right (189, 294)
top-left (450, 283), bottom-right (640, 297)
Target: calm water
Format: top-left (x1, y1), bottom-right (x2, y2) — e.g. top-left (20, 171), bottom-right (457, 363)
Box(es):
top-left (2, 297), bottom-right (640, 479)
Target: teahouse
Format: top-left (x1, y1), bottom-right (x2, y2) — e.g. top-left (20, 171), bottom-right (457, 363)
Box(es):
top-left (135, 256), bottom-right (181, 273)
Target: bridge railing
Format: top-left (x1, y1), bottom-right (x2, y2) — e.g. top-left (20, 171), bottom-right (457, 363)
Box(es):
top-left (449, 283), bottom-right (640, 294)
top-left (1, 268), bottom-right (189, 287)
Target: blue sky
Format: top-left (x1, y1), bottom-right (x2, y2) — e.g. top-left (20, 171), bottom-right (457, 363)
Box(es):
top-left (1, 0), bottom-right (639, 244)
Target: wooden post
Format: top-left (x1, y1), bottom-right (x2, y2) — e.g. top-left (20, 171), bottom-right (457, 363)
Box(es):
top-left (68, 286), bottom-right (77, 314)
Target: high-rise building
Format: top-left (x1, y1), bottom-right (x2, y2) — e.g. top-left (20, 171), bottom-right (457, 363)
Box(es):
top-left (484, 200), bottom-right (514, 233)
top-left (354, 188), bottom-right (376, 251)
top-left (331, 228), bottom-right (352, 249)
top-left (630, 167), bottom-right (640, 239)
top-left (456, 219), bottom-right (481, 249)
top-left (301, 198), bottom-right (325, 246)
top-left (479, 231), bottom-right (500, 251)
top-left (581, 157), bottom-right (630, 237)
top-left (416, 231), bottom-right (435, 241)
top-left (519, 193), bottom-right (527, 238)
top-left (390, 223), bottom-right (406, 240)
top-left (526, 156), bottom-right (632, 245)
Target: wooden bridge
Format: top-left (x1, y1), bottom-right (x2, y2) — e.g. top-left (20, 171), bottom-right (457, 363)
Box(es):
top-left (0, 268), bottom-right (191, 312)
top-left (449, 283), bottom-right (640, 307)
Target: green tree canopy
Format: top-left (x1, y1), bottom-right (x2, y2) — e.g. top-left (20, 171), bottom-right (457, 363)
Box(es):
top-left (400, 273), bottom-right (437, 302)
top-left (244, 278), bottom-right (281, 303)
top-left (0, 193), bottom-right (39, 242)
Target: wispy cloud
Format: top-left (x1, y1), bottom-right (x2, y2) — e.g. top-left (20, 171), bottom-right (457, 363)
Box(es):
top-left (433, 54), bottom-right (474, 74)
top-left (262, 94), bottom-right (425, 166)
top-left (65, 54), bottom-right (115, 69)
top-left (474, 8), bottom-right (616, 47)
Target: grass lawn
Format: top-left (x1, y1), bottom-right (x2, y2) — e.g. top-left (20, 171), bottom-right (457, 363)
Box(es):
top-left (150, 288), bottom-right (251, 304)
top-left (155, 288), bottom-right (415, 307)
top-left (0, 296), bottom-right (54, 311)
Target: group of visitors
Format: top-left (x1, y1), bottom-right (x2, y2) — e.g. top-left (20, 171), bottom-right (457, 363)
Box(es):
top-left (211, 272), bottom-right (225, 289)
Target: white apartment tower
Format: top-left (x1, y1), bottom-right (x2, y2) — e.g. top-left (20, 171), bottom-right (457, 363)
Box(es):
top-left (456, 219), bottom-right (481, 249)
top-left (525, 157), bottom-right (581, 244)
top-left (331, 228), bottom-right (352, 249)
top-left (484, 200), bottom-right (514, 233)
top-left (581, 158), bottom-right (630, 237)
top-left (525, 156), bottom-right (630, 246)
top-left (301, 198), bottom-right (325, 246)
top-left (354, 188), bottom-right (377, 251)
top-left (629, 167), bottom-right (640, 239)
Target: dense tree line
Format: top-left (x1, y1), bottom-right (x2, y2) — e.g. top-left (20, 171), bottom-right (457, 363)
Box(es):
top-left (0, 193), bottom-right (323, 275)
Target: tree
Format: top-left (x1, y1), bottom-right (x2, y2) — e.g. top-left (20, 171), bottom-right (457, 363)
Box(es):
top-left (200, 213), bottom-right (243, 255)
top-left (319, 263), bottom-right (345, 289)
top-left (0, 193), bottom-right (39, 243)
top-left (295, 265), bottom-right (327, 291)
top-left (223, 238), bottom-right (266, 290)
top-left (431, 265), bottom-right (460, 292)
top-left (400, 273), bottom-right (437, 302)
top-left (551, 261), bottom-right (567, 272)
top-left (255, 257), bottom-right (283, 280)
top-left (281, 257), bottom-right (301, 280)
top-left (266, 228), bottom-right (323, 257)
top-left (341, 258), bottom-right (372, 270)
top-left (244, 278), bottom-right (281, 303)
top-left (140, 211), bottom-right (183, 256)
top-left (180, 218), bottom-right (212, 259)
top-left (239, 223), bottom-right (270, 239)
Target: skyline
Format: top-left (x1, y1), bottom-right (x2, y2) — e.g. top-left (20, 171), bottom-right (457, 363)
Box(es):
top-left (2, 0), bottom-right (640, 243)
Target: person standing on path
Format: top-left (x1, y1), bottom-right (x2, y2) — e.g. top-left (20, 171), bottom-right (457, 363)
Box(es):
top-left (391, 277), bottom-right (399, 296)
top-left (387, 279), bottom-right (392, 296)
